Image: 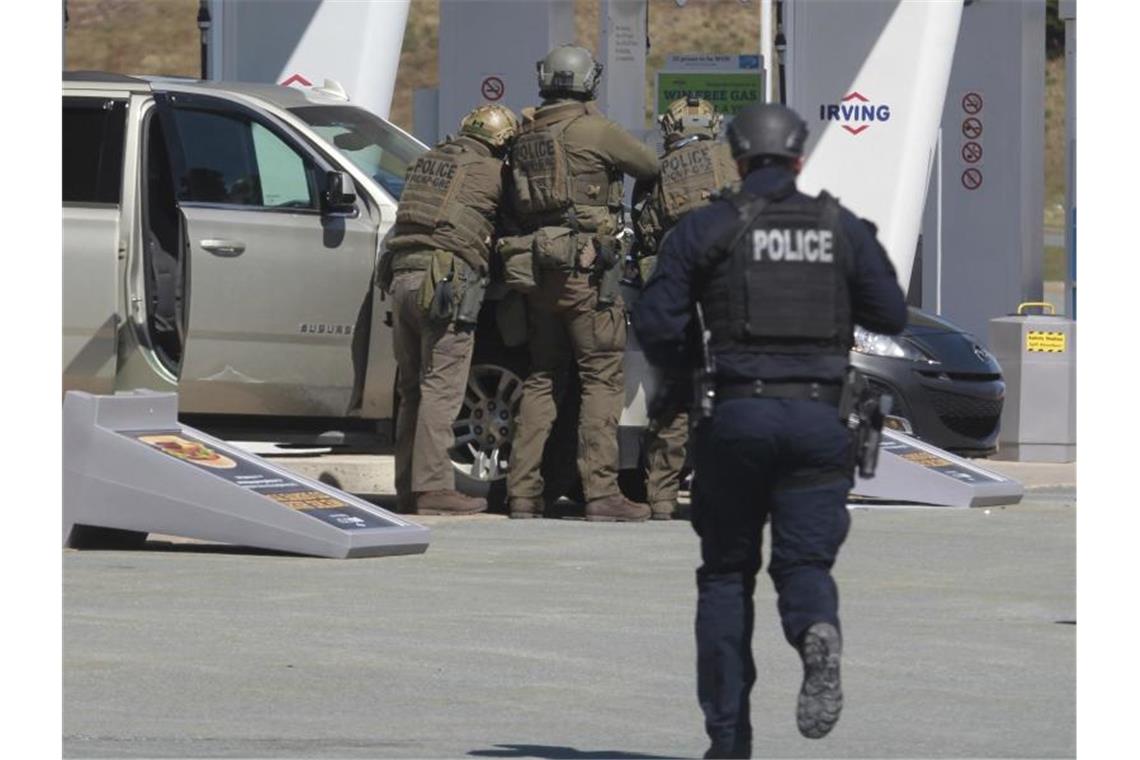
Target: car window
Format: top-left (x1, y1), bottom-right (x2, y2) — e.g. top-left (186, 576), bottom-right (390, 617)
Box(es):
top-left (171, 107), bottom-right (317, 209)
top-left (63, 98), bottom-right (127, 204)
top-left (251, 122), bottom-right (311, 207)
top-left (290, 105), bottom-right (425, 201)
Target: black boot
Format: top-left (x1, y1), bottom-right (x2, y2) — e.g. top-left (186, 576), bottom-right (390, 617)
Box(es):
top-left (796, 622), bottom-right (843, 739)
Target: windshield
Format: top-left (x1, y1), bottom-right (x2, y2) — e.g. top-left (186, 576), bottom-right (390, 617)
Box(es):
top-left (291, 105), bottom-right (425, 201)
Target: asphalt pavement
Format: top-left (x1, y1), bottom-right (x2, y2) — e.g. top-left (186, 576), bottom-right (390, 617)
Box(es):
top-left (63, 467), bottom-right (1075, 759)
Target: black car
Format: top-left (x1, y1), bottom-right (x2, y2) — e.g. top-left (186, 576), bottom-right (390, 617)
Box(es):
top-left (850, 307), bottom-right (1004, 457)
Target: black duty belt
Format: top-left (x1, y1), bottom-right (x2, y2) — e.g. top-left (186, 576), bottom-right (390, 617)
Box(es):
top-left (716, 380), bottom-right (843, 405)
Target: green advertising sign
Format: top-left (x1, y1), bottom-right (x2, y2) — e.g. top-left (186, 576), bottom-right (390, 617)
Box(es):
top-left (656, 71), bottom-right (763, 117)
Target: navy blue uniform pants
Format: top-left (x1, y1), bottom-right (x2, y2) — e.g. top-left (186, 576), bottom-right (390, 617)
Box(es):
top-left (691, 397), bottom-right (852, 755)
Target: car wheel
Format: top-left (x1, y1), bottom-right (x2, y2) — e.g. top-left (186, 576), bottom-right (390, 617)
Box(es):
top-left (450, 363), bottom-right (524, 509)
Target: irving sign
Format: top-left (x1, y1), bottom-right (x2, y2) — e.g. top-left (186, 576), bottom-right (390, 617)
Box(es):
top-left (819, 92), bottom-right (892, 135)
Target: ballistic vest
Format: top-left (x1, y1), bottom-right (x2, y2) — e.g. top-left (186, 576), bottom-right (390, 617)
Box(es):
top-left (656, 139), bottom-right (737, 229)
top-left (391, 137), bottom-right (499, 264)
top-left (699, 189), bottom-right (853, 359)
top-left (509, 101), bottom-right (623, 232)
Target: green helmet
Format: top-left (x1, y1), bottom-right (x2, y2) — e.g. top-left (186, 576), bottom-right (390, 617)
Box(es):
top-left (460, 103), bottom-right (519, 149)
top-left (658, 97), bottom-right (723, 143)
top-left (536, 45), bottom-right (603, 98)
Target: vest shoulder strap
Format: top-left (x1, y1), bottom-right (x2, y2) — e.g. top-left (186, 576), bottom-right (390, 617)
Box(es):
top-left (694, 192), bottom-right (771, 280)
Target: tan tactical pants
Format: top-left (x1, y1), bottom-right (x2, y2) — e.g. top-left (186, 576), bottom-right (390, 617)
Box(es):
top-left (647, 405), bottom-right (690, 507)
top-left (391, 270), bottom-right (474, 505)
top-left (508, 270), bottom-right (626, 502)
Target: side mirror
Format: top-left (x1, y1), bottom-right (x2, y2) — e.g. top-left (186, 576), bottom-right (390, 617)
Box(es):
top-left (324, 170), bottom-right (357, 212)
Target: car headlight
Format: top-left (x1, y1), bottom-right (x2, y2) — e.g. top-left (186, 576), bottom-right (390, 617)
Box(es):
top-left (852, 325), bottom-right (937, 363)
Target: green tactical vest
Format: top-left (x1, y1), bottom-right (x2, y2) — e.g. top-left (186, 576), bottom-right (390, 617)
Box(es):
top-left (392, 138), bottom-right (499, 262)
top-left (509, 101), bottom-right (623, 231)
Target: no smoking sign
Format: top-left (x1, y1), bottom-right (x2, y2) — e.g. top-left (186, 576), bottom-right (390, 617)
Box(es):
top-left (961, 91), bottom-right (983, 115)
top-left (961, 167), bottom-right (983, 191)
top-left (481, 75), bottom-right (505, 102)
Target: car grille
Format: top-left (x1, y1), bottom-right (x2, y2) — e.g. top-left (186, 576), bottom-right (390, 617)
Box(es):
top-left (923, 388), bottom-right (1003, 439)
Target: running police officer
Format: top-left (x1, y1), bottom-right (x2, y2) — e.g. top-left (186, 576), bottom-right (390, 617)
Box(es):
top-left (631, 97), bottom-right (738, 520)
top-left (504, 44), bottom-right (659, 521)
top-left (380, 104), bottom-right (518, 516)
top-left (632, 103), bottom-right (907, 756)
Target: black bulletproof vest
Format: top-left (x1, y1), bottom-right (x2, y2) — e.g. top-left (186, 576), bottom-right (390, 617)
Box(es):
top-left (699, 190), bottom-right (853, 358)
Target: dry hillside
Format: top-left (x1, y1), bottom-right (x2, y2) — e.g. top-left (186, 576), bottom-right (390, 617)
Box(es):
top-left (65, 0), bottom-right (1064, 224)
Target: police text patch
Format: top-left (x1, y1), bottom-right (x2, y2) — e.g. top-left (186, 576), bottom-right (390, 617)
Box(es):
top-left (407, 156), bottom-right (459, 191)
top-left (751, 228), bottom-right (834, 263)
top-left (661, 144), bottom-right (713, 184)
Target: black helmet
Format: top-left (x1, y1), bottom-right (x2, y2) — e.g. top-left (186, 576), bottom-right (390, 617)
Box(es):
top-left (726, 103), bottom-right (808, 161)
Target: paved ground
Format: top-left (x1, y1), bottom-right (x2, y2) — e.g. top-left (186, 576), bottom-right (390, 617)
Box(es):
top-left (63, 458), bottom-right (1075, 759)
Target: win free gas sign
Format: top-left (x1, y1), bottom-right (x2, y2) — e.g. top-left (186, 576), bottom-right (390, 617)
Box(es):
top-left (819, 91), bottom-right (891, 135)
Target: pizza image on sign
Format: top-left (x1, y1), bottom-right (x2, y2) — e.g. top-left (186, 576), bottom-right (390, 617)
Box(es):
top-left (139, 434), bottom-right (238, 469)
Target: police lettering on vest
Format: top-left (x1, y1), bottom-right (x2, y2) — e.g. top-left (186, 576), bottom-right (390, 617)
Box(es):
top-left (751, 228), bottom-right (834, 263)
top-left (661, 146), bottom-right (713, 183)
top-left (407, 156), bottom-right (460, 191)
top-left (513, 136), bottom-right (557, 168)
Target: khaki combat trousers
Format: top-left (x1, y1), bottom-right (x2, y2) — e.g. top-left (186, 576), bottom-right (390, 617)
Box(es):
top-left (391, 270), bottom-right (474, 506)
top-left (646, 405), bottom-right (689, 507)
top-left (507, 270), bottom-right (626, 502)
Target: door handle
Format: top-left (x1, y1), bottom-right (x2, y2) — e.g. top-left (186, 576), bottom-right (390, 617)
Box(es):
top-left (200, 239), bottom-right (246, 257)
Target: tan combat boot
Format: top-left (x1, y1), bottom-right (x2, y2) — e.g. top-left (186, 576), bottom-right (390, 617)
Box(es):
top-left (585, 494), bottom-right (651, 522)
top-left (414, 490), bottom-right (487, 515)
top-left (650, 501), bottom-right (677, 521)
top-left (509, 497), bottom-right (543, 519)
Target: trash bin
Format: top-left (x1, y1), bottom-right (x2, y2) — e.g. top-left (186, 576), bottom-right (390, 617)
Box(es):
top-left (988, 302), bottom-right (1076, 462)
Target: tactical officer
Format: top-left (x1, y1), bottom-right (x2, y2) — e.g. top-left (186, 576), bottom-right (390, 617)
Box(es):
top-left (632, 103), bottom-right (907, 756)
top-left (631, 97), bottom-right (738, 521)
top-left (381, 104), bottom-right (518, 515)
top-left (504, 44), bottom-right (659, 521)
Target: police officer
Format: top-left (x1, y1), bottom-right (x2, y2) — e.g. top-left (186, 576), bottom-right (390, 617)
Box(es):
top-left (631, 97), bottom-right (738, 520)
top-left (505, 45), bottom-right (659, 521)
top-left (382, 104), bottom-right (518, 515)
top-left (632, 103), bottom-right (907, 756)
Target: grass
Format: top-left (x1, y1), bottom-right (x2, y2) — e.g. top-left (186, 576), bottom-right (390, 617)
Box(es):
top-left (1045, 246), bottom-right (1067, 283)
top-left (1044, 57), bottom-right (1067, 231)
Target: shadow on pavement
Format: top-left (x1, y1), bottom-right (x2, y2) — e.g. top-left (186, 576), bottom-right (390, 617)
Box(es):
top-left (469, 745), bottom-right (681, 759)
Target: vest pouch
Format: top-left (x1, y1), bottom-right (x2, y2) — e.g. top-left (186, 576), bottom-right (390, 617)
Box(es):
top-left (419, 250), bottom-right (457, 323)
top-left (497, 234), bottom-right (539, 294)
top-left (532, 226), bottom-right (579, 271)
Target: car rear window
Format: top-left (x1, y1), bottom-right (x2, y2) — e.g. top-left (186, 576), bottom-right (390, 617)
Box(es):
top-left (63, 98), bottom-right (127, 205)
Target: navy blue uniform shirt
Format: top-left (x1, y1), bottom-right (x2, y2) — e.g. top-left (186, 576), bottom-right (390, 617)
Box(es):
top-left (632, 166), bottom-right (908, 384)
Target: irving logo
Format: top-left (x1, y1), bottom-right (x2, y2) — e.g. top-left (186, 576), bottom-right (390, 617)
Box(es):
top-left (819, 92), bottom-right (891, 135)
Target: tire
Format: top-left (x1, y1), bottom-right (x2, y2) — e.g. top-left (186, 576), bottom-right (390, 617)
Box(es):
top-left (450, 361), bottom-right (525, 511)
top-left (450, 303), bottom-right (529, 512)
top-left (67, 525), bottom-right (148, 550)
top-left (448, 302), bottom-right (639, 510)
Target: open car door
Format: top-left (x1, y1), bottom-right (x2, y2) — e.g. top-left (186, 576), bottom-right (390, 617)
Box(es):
top-left (152, 91), bottom-right (379, 418)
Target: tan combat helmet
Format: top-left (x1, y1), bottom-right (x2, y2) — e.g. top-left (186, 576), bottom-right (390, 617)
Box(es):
top-left (659, 96), bottom-right (723, 144)
top-left (537, 44), bottom-right (603, 98)
top-left (460, 103), bottom-right (520, 150)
